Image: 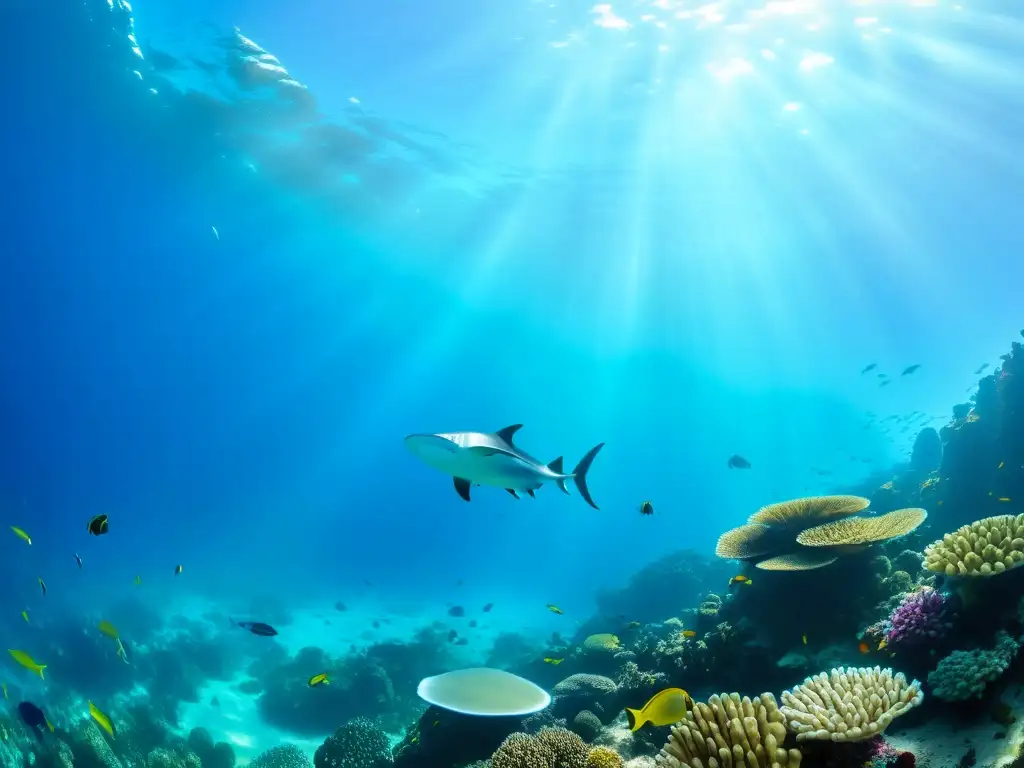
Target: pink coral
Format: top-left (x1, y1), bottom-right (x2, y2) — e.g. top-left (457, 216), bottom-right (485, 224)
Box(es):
top-left (886, 587), bottom-right (953, 649)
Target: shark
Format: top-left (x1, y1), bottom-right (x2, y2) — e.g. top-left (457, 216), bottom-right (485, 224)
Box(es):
top-left (404, 424), bottom-right (604, 509)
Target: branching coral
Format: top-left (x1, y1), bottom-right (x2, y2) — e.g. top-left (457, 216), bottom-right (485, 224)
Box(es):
top-left (927, 631), bottom-right (1020, 701)
top-left (779, 666), bottom-right (923, 742)
top-left (885, 588), bottom-right (954, 649)
top-left (924, 514), bottom-right (1024, 576)
top-left (654, 692), bottom-right (801, 768)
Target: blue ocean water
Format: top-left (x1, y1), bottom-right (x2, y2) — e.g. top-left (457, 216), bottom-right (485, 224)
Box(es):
top-left (1, 0), bottom-right (1023, 763)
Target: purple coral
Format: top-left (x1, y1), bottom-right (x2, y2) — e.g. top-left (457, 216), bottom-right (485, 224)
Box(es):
top-left (886, 587), bottom-right (953, 648)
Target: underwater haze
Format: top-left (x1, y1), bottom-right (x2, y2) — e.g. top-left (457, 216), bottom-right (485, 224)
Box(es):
top-left (2, 0), bottom-right (1024, 766)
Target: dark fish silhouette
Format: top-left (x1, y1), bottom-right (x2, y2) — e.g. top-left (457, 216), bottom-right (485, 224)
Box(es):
top-left (448, 606), bottom-right (465, 617)
top-left (861, 364), bottom-right (877, 374)
top-left (727, 455), bottom-right (751, 469)
top-left (74, 553), bottom-right (83, 569)
top-left (334, 601), bottom-right (347, 612)
top-left (975, 363), bottom-right (989, 374)
top-left (87, 514), bottom-right (109, 536)
top-left (880, 380), bottom-right (891, 387)
top-left (372, 620), bottom-right (381, 629)
top-left (639, 500), bottom-right (655, 516)
top-left (18, 702), bottom-right (47, 741)
top-left (230, 619), bottom-right (278, 637)
top-left (482, 603), bottom-right (494, 613)
top-left (901, 364), bottom-right (921, 375)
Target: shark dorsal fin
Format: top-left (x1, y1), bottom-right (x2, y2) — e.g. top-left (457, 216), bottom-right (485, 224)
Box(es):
top-left (495, 424), bottom-right (524, 445)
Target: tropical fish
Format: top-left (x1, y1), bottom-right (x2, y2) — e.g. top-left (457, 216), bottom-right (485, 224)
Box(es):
top-left (18, 702), bottom-right (48, 742)
top-left (174, 565), bottom-right (183, 576)
top-left (308, 673), bottom-right (329, 687)
top-left (87, 515), bottom-right (109, 536)
top-left (639, 500), bottom-right (655, 516)
top-left (546, 604), bottom-right (563, 615)
top-left (482, 603), bottom-right (494, 613)
top-left (89, 701), bottom-right (115, 738)
top-left (448, 606), bottom-right (465, 617)
top-left (880, 380), bottom-right (891, 387)
top-left (10, 527), bottom-right (31, 546)
top-left (543, 657), bottom-right (564, 665)
top-left (999, 498), bottom-right (1012, 502)
top-left (728, 575), bottom-right (752, 590)
top-left (901, 364), bottom-right (921, 376)
top-left (878, 639), bottom-right (888, 651)
top-left (21, 611), bottom-right (28, 623)
top-left (135, 575), bottom-right (141, 586)
top-left (860, 364), bottom-right (877, 374)
top-left (625, 688), bottom-right (691, 731)
top-left (37, 578), bottom-right (46, 598)
top-left (681, 630), bottom-right (696, 639)
top-left (999, 462), bottom-right (1006, 469)
top-left (858, 642), bottom-right (870, 654)
top-left (98, 620), bottom-right (119, 639)
top-left (230, 618), bottom-right (278, 637)
top-left (801, 634), bottom-right (807, 645)
top-left (404, 424), bottom-right (604, 508)
top-left (8, 650), bottom-right (45, 679)
top-left (335, 601), bottom-right (347, 612)
top-left (75, 553), bottom-right (83, 569)
top-left (727, 455), bottom-right (751, 469)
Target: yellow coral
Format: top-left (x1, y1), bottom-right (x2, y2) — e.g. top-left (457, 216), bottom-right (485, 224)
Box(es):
top-left (755, 551), bottom-right (838, 571)
top-left (748, 496), bottom-right (869, 526)
top-left (924, 514), bottom-right (1024, 577)
top-left (583, 633), bottom-right (621, 652)
top-left (588, 747), bottom-right (625, 768)
top-left (795, 508), bottom-right (927, 551)
top-left (715, 523), bottom-right (778, 559)
top-left (654, 692), bottom-right (802, 768)
top-left (779, 666), bottom-right (923, 742)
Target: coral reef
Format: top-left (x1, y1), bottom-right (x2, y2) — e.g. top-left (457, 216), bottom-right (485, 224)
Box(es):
top-left (490, 727), bottom-right (591, 768)
top-left (885, 588), bottom-right (954, 650)
top-left (924, 514), bottom-right (1024, 577)
top-left (314, 717), bottom-right (393, 768)
top-left (927, 631), bottom-right (1021, 701)
top-left (249, 745), bottom-right (314, 768)
top-left (780, 666), bottom-right (923, 741)
top-left (654, 691), bottom-right (800, 768)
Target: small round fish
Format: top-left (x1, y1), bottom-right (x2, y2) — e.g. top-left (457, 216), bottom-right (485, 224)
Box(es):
top-left (417, 668), bottom-right (550, 716)
top-left (308, 672), bottom-right (329, 687)
top-left (87, 514), bottom-right (109, 536)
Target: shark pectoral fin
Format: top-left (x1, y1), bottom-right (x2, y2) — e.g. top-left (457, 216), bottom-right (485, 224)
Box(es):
top-left (495, 424), bottom-right (524, 444)
top-left (548, 457), bottom-right (570, 495)
top-left (453, 477), bottom-right (472, 502)
top-left (526, 489), bottom-right (536, 498)
top-left (506, 488), bottom-right (520, 499)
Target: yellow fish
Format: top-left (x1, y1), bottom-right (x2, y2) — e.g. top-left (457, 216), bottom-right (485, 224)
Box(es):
top-left (878, 639), bottom-right (888, 651)
top-left (543, 657), bottom-right (564, 665)
top-left (10, 527), bottom-right (31, 546)
top-left (802, 634), bottom-right (808, 645)
top-left (134, 575), bottom-right (141, 586)
top-left (728, 575), bottom-right (752, 589)
top-left (625, 688), bottom-right (691, 731)
top-left (21, 611), bottom-right (28, 624)
top-left (98, 621), bottom-right (119, 640)
top-left (8, 649), bottom-right (46, 679)
top-left (308, 673), bottom-right (329, 687)
top-left (681, 630), bottom-right (696, 639)
top-left (89, 701), bottom-right (115, 738)
top-left (999, 498), bottom-right (1012, 502)
top-left (546, 604), bottom-right (563, 615)
top-left (46, 719), bottom-right (54, 733)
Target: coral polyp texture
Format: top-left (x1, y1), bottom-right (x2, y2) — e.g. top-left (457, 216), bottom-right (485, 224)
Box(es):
top-left (748, 496), bottom-right (870, 526)
top-left (923, 514), bottom-right (1024, 576)
top-left (654, 691), bottom-right (802, 768)
top-left (885, 587), bottom-right (953, 649)
top-left (926, 631), bottom-right (1021, 701)
top-left (779, 666), bottom-right (923, 742)
top-left (754, 551), bottom-right (838, 571)
top-left (794, 508), bottom-right (927, 550)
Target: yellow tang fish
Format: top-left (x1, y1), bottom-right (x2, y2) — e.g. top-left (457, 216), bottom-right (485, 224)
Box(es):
top-left (21, 611), bottom-right (28, 624)
top-left (308, 673), bottom-right (329, 687)
top-left (98, 621), bottom-right (120, 640)
top-left (8, 649), bottom-right (46, 679)
top-left (681, 630), bottom-right (696, 639)
top-left (10, 527), bottom-right (31, 546)
top-left (543, 657), bottom-right (564, 665)
top-left (89, 702), bottom-right (115, 738)
top-left (625, 688), bottom-right (691, 731)
top-left (999, 498), bottom-right (1012, 502)
top-left (546, 604), bottom-right (563, 615)
top-left (878, 639), bottom-right (888, 651)
top-left (46, 719), bottom-right (54, 733)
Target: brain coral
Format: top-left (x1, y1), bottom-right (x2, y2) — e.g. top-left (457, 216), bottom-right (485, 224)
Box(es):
top-left (250, 745), bottom-right (313, 768)
top-left (491, 728), bottom-right (589, 768)
top-left (927, 631), bottom-right (1020, 701)
top-left (924, 514), bottom-right (1024, 576)
top-left (554, 674), bottom-right (618, 697)
top-left (583, 634), bottom-right (622, 653)
top-left (780, 666), bottom-right (923, 742)
top-left (314, 717), bottom-right (393, 768)
top-left (654, 692), bottom-right (801, 768)
top-left (571, 710), bottom-right (604, 741)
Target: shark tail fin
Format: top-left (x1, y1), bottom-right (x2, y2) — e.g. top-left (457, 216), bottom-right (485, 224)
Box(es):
top-left (571, 443), bottom-right (605, 509)
top-left (548, 457), bottom-right (570, 495)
